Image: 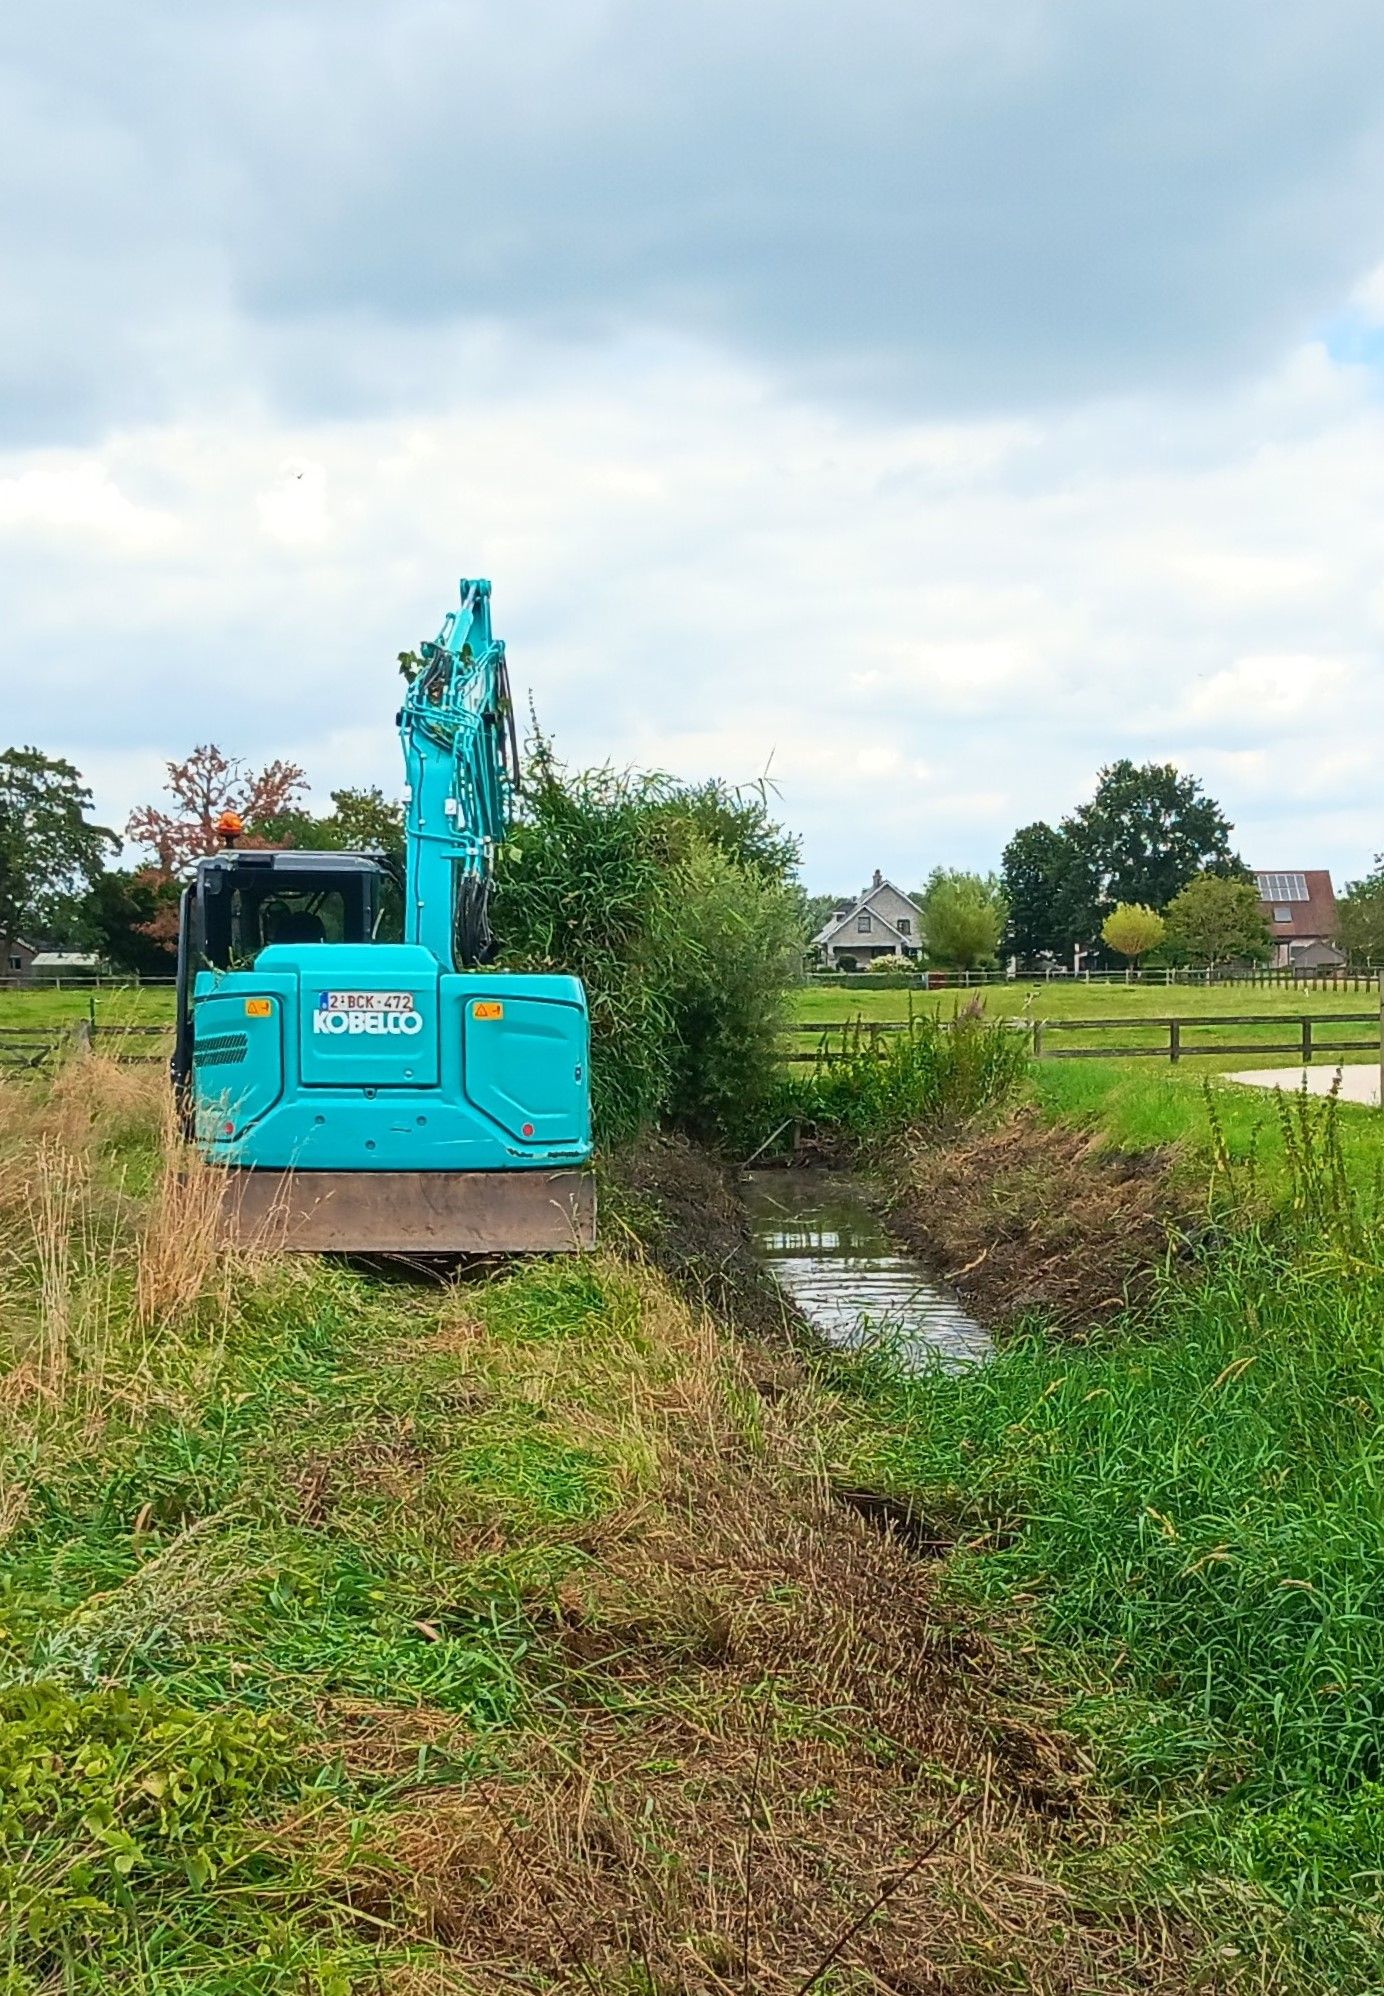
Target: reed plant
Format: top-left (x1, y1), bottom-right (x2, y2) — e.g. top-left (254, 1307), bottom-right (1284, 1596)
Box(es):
top-left (791, 998), bottom-right (1030, 1149)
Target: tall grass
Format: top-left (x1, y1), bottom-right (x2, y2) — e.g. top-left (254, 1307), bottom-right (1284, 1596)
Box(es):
top-left (791, 1000), bottom-right (1030, 1148)
top-left (839, 1086), bottom-right (1384, 1985)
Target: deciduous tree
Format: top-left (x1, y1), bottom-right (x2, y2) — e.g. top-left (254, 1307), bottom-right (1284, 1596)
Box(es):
top-left (921, 868), bottom-right (1007, 969)
top-left (1000, 821), bottom-right (1095, 958)
top-left (1101, 902), bottom-right (1165, 969)
top-left (1338, 861), bottom-right (1384, 962)
top-left (256, 786), bottom-right (405, 858)
top-left (1163, 874), bottom-right (1271, 969)
top-left (0, 747), bottom-right (117, 942)
top-left (1064, 760), bottom-right (1242, 914)
top-left (126, 745), bottom-right (307, 875)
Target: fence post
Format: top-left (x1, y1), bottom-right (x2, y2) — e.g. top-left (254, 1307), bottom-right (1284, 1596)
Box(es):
top-left (1032, 1020), bottom-right (1044, 1061)
top-left (1302, 1016), bottom-right (1313, 1067)
top-left (1169, 1019), bottom-right (1181, 1064)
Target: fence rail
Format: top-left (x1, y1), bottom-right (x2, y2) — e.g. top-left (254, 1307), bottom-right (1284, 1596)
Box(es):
top-left (785, 1012), bottom-right (1383, 1066)
top-left (0, 1021), bottom-right (172, 1070)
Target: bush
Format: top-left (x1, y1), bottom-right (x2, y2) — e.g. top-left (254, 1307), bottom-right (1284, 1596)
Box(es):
top-left (495, 743), bottom-right (801, 1150)
top-left (790, 1002), bottom-right (1029, 1148)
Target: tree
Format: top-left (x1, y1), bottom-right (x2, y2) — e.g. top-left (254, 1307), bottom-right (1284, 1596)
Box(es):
top-left (1338, 861), bottom-right (1384, 963)
top-left (1001, 821), bottom-right (1095, 959)
top-left (126, 744), bottom-right (307, 875)
top-left (0, 746), bottom-right (117, 942)
top-left (256, 786), bottom-right (405, 858)
top-left (1064, 760), bottom-right (1243, 915)
top-left (921, 868), bottom-right (1007, 969)
top-left (799, 890), bottom-right (842, 947)
top-left (1101, 902), bottom-right (1165, 970)
top-left (1163, 874), bottom-right (1271, 969)
top-left (80, 867), bottom-right (182, 973)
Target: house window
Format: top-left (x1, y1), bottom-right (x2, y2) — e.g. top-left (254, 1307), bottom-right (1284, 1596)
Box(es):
top-left (1273, 907), bottom-right (1292, 924)
top-left (857, 913), bottom-right (872, 932)
top-left (7, 955), bottom-right (20, 971)
top-left (897, 917), bottom-right (911, 934)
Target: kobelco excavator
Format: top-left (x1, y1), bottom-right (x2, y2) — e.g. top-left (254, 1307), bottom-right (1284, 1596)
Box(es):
top-left (171, 579), bottom-right (595, 1253)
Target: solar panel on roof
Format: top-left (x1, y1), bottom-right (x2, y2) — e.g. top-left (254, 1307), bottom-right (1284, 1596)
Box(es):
top-left (1255, 871), bottom-right (1308, 903)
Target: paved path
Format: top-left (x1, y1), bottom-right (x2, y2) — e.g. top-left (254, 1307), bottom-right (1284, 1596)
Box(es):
top-left (1225, 1063), bottom-right (1381, 1106)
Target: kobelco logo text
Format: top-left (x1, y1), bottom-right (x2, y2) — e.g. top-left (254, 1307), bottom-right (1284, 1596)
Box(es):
top-left (313, 1009), bottom-right (423, 1037)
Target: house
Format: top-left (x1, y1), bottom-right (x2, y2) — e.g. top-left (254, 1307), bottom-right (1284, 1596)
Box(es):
top-left (813, 871), bottom-right (924, 969)
top-left (1, 934), bottom-right (38, 978)
top-left (1252, 870), bottom-right (1345, 970)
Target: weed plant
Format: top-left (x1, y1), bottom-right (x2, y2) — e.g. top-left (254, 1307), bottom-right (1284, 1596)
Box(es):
top-left (791, 999), bottom-right (1030, 1149)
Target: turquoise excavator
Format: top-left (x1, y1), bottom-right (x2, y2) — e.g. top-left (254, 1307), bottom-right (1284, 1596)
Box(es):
top-left (171, 579), bottom-right (595, 1253)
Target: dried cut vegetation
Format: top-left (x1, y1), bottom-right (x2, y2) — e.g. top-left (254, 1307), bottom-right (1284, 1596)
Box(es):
top-left (0, 1051), bottom-right (1217, 1992)
top-left (300, 1280), bottom-right (1186, 1994)
top-left (892, 1108), bottom-right (1192, 1333)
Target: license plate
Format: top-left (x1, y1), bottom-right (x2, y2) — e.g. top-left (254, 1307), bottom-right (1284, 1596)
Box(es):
top-left (318, 991), bottom-right (416, 1012)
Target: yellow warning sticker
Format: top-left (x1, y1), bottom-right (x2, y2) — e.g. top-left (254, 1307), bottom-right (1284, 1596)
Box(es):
top-left (245, 998), bottom-right (273, 1018)
top-left (473, 1001), bottom-right (504, 1021)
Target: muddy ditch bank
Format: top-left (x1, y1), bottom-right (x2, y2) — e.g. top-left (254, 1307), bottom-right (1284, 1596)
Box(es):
top-left (611, 1112), bottom-right (1196, 1349)
top-left (888, 1108), bottom-right (1198, 1337)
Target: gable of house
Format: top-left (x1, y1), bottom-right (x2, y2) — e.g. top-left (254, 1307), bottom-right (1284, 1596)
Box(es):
top-left (1253, 870), bottom-right (1338, 943)
top-left (1, 935), bottom-right (37, 975)
top-left (814, 876), bottom-right (924, 954)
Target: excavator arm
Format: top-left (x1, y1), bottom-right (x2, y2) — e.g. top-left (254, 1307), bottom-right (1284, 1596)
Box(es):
top-left (398, 578), bottom-right (520, 970)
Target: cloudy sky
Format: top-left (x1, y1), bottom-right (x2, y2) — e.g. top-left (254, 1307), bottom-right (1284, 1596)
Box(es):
top-left (5, 2), bottom-right (1384, 890)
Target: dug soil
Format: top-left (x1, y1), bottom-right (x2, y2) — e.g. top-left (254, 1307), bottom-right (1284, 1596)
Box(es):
top-left (891, 1108), bottom-right (1195, 1336)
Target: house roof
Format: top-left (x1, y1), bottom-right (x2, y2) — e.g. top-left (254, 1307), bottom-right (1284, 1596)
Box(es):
top-left (813, 877), bottom-right (924, 949)
top-left (1253, 869), bottom-right (1338, 942)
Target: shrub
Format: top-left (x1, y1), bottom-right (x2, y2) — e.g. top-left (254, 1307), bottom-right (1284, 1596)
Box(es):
top-left (790, 1002), bottom-right (1029, 1149)
top-left (495, 742), bottom-right (801, 1150)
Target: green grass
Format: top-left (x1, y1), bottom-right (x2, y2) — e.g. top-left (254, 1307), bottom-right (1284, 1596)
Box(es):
top-left (1033, 1058), bottom-right (1384, 1211)
top-left (830, 1065), bottom-right (1384, 1989)
top-left (793, 980), bottom-right (1382, 1026)
top-left (790, 978), bottom-right (1383, 1068)
top-left (0, 1124), bottom-right (661, 1990)
top-left (0, 986), bottom-right (174, 1030)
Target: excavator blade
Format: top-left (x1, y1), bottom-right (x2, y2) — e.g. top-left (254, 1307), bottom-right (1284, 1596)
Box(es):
top-left (207, 1167), bottom-right (595, 1255)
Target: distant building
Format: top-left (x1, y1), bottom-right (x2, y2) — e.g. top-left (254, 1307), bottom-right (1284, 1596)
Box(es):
top-left (813, 871), bottom-right (924, 968)
top-left (1, 935), bottom-right (37, 977)
top-left (1252, 870), bottom-right (1345, 970)
top-left (27, 951), bottom-right (105, 979)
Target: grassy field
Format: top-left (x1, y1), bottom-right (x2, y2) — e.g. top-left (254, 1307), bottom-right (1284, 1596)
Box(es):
top-left (0, 1053), bottom-right (1225, 1993)
top-left (0, 985), bottom-right (174, 1030)
top-left (790, 978), bottom-right (1384, 1068)
top-left (6, 1011), bottom-right (1384, 1986)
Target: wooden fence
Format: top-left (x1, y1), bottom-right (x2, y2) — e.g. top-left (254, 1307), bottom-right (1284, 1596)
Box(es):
top-left (786, 1013), bottom-right (1382, 1066)
top-left (0, 1022), bottom-right (171, 1071)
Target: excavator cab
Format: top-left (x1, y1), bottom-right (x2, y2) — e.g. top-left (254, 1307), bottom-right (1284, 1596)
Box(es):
top-left (172, 850), bottom-right (389, 1101)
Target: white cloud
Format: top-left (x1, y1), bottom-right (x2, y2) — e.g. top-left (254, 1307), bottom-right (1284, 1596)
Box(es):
top-left (0, 457), bottom-right (176, 549)
top-left (5, 319), bottom-right (1382, 890)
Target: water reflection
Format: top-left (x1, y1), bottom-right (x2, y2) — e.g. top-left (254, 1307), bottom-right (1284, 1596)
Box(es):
top-left (744, 1170), bottom-right (992, 1372)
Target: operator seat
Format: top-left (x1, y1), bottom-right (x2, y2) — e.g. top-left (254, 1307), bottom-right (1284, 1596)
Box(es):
top-left (268, 910), bottom-right (327, 945)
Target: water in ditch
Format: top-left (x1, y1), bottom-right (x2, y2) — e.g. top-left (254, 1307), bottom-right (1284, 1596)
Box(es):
top-left (744, 1169), bottom-right (992, 1372)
